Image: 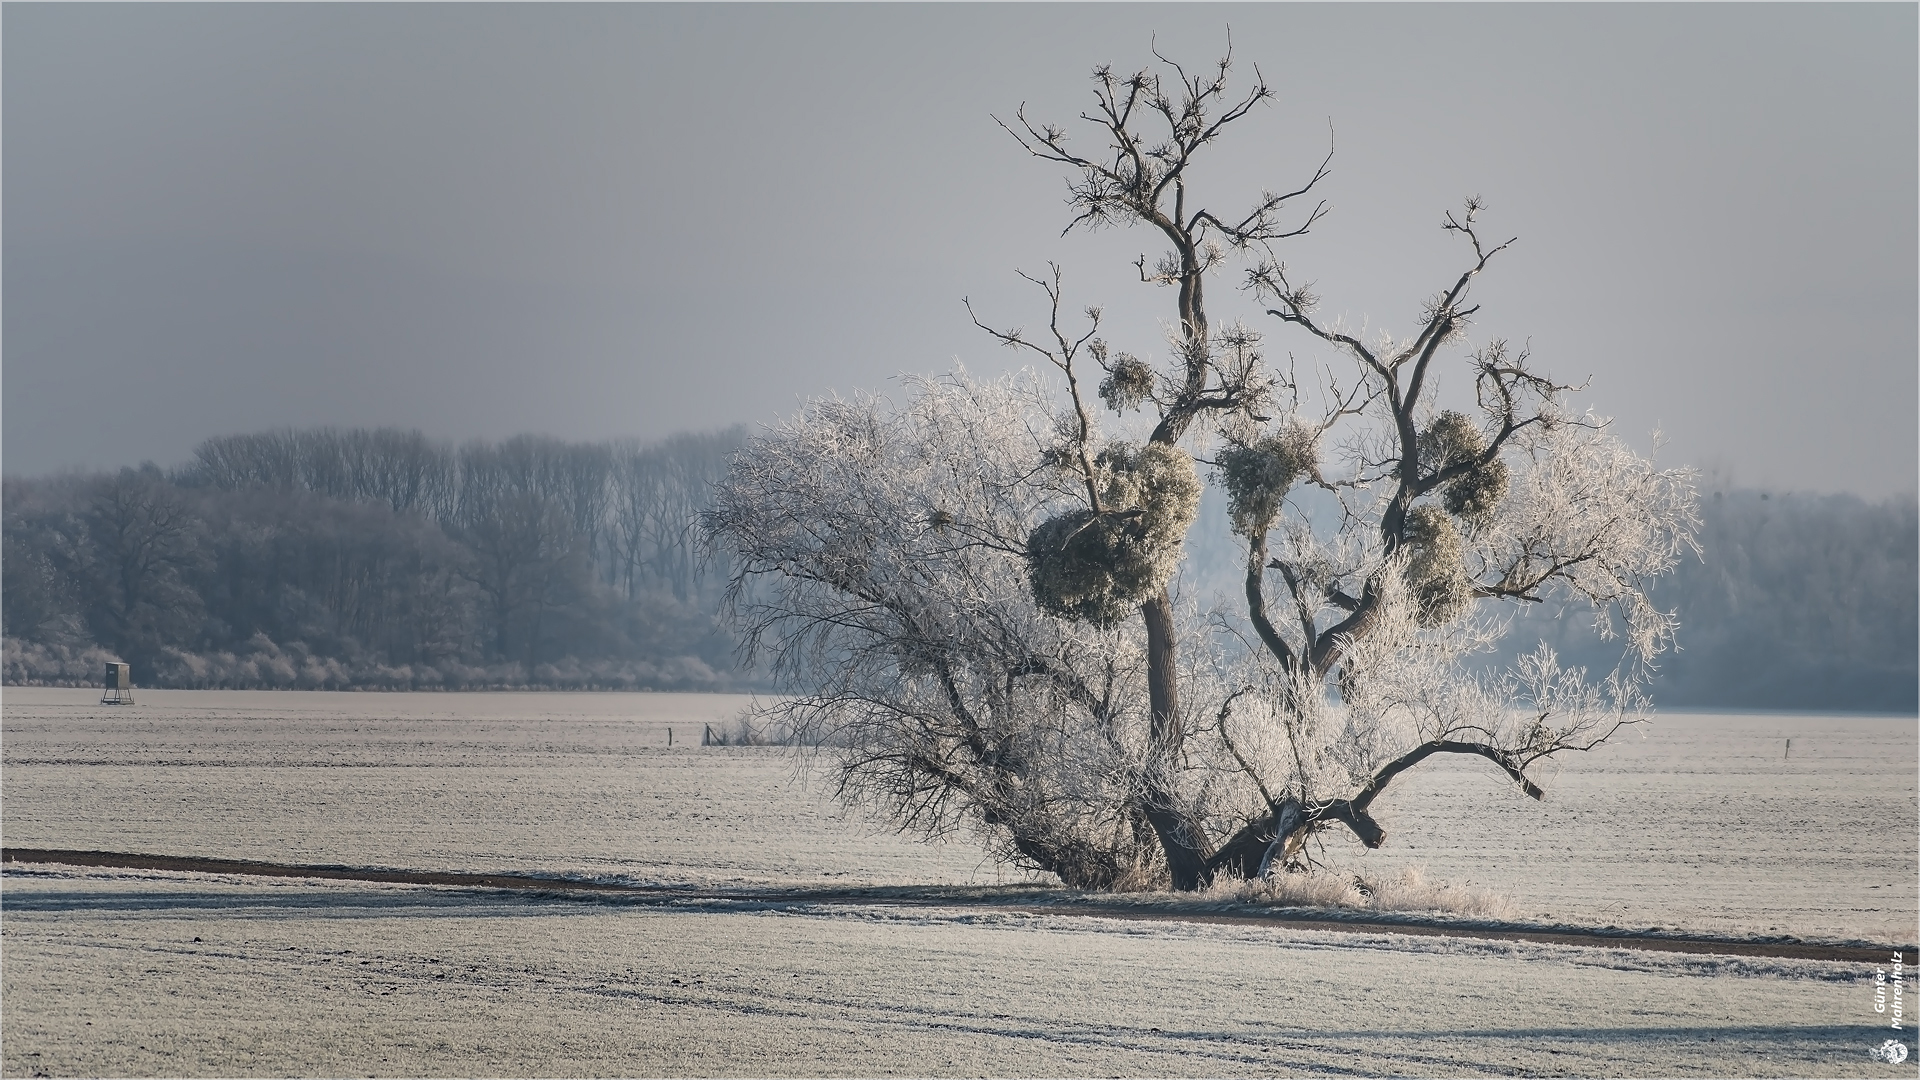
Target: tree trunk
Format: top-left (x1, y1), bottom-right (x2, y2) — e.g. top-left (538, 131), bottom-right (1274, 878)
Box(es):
top-left (1139, 588), bottom-right (1214, 889)
top-left (1142, 590), bottom-right (1180, 751)
top-left (1206, 816), bottom-right (1277, 883)
top-left (1204, 797), bottom-right (1390, 882)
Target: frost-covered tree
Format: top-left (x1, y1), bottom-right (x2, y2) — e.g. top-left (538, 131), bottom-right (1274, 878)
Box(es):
top-left (963, 45), bottom-right (1329, 888)
top-left (706, 46), bottom-right (1698, 891)
top-left (706, 375), bottom-right (1181, 887)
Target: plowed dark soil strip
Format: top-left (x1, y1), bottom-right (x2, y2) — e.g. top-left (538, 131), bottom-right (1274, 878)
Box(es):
top-left (6, 846), bottom-right (1911, 966)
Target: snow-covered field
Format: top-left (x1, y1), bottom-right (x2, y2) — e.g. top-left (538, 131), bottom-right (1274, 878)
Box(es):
top-left (4, 688), bottom-right (1915, 1076)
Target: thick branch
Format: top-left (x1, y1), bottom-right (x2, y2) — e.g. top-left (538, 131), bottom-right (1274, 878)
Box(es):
top-left (1243, 532), bottom-right (1296, 669)
top-left (1353, 739), bottom-right (1545, 815)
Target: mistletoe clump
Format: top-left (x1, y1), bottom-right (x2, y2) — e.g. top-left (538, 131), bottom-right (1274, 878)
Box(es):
top-left (1028, 442), bottom-right (1201, 624)
top-left (1097, 352), bottom-right (1157, 413)
top-left (1403, 504), bottom-right (1472, 626)
top-left (1216, 422), bottom-right (1318, 538)
top-left (1420, 411), bottom-right (1510, 528)
top-left (1444, 458), bottom-right (1509, 526)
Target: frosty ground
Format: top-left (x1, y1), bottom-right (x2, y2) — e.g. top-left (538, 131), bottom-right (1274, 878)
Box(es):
top-left (3, 689), bottom-right (1914, 1076)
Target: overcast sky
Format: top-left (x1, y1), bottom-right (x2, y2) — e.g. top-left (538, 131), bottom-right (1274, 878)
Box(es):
top-left (5, 4), bottom-right (1915, 497)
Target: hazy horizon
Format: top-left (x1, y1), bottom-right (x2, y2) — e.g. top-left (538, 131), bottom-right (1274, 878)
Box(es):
top-left (5, 420), bottom-right (1917, 510)
top-left (6, 4), bottom-right (1916, 498)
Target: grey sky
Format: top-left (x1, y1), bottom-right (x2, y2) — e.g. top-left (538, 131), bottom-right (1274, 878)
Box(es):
top-left (5, 4), bottom-right (1915, 496)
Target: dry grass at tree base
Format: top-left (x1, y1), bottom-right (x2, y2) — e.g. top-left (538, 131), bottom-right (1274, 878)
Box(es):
top-left (1204, 864), bottom-right (1517, 920)
top-left (700, 713), bottom-right (818, 746)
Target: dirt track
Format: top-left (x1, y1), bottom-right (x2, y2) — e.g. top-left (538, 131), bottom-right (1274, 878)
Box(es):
top-left (7, 846), bottom-right (1911, 966)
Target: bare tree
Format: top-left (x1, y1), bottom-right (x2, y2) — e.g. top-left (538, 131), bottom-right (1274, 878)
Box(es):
top-left (1196, 202), bottom-right (1699, 874)
top-left (972, 44), bottom-right (1329, 887)
top-left (709, 44), bottom-right (1698, 892)
top-left (612, 430), bottom-right (743, 604)
top-left (77, 468), bottom-right (206, 671)
top-left (187, 427), bottom-right (457, 520)
top-left (454, 441), bottom-right (592, 664)
top-left (610, 441), bottom-right (668, 600)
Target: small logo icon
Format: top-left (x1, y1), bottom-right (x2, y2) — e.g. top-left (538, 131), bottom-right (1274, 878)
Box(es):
top-left (1870, 1039), bottom-right (1909, 1064)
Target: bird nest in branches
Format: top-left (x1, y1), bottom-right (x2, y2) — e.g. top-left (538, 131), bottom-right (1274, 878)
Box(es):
top-left (1027, 442), bottom-right (1200, 625)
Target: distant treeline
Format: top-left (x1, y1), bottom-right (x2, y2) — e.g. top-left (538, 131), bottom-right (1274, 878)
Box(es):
top-left (5, 430), bottom-right (1915, 710)
top-left (3, 427), bottom-right (749, 691)
top-left (1509, 488), bottom-right (1918, 713)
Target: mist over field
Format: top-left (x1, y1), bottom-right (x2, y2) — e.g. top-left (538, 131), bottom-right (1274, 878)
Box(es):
top-left (4, 429), bottom-right (1914, 713)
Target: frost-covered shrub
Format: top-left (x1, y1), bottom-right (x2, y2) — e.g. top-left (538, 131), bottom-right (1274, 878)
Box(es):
top-left (1213, 864), bottom-right (1514, 919)
top-left (1, 637), bottom-right (122, 687)
top-left (1027, 442), bottom-right (1200, 624)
